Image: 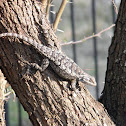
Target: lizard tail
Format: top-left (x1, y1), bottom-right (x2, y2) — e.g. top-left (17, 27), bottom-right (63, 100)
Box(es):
top-left (0, 32), bottom-right (52, 59)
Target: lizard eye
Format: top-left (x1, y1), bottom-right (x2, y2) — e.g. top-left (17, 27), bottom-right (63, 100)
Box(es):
top-left (79, 78), bottom-right (86, 83)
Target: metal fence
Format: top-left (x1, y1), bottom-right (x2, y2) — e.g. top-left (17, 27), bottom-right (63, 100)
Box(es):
top-left (5, 0), bottom-right (117, 125)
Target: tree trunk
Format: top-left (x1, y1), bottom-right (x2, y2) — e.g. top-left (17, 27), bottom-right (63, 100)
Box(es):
top-left (0, 0), bottom-right (115, 125)
top-left (100, 0), bottom-right (126, 126)
top-left (0, 70), bottom-right (7, 126)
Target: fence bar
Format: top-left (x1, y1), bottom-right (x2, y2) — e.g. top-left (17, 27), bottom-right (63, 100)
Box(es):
top-left (18, 100), bottom-right (22, 126)
top-left (112, 0), bottom-right (116, 23)
top-left (5, 102), bottom-right (9, 126)
top-left (92, 0), bottom-right (99, 99)
top-left (50, 4), bottom-right (54, 24)
top-left (70, 0), bottom-right (77, 62)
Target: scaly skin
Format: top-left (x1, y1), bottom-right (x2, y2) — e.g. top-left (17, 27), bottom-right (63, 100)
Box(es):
top-left (0, 33), bottom-right (96, 86)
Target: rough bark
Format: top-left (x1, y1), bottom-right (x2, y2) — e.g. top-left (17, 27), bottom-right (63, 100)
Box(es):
top-left (100, 0), bottom-right (126, 126)
top-left (0, 0), bottom-right (115, 125)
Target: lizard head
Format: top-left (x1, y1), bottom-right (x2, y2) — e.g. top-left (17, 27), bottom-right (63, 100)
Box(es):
top-left (79, 75), bottom-right (97, 86)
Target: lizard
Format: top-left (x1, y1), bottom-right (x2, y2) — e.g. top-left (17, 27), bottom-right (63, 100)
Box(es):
top-left (0, 33), bottom-right (96, 90)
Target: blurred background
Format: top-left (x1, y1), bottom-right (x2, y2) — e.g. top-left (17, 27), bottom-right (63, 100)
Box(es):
top-left (5, 0), bottom-right (121, 125)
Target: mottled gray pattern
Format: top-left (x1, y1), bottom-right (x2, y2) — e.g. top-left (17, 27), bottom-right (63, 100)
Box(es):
top-left (0, 33), bottom-right (96, 87)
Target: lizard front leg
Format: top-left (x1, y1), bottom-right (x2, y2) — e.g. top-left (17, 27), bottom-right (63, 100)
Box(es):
top-left (17, 53), bottom-right (49, 74)
top-left (30, 58), bottom-right (49, 72)
top-left (71, 79), bottom-right (77, 91)
top-left (26, 58), bottom-right (49, 74)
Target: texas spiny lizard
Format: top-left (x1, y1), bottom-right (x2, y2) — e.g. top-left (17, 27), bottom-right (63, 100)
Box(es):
top-left (0, 33), bottom-right (96, 89)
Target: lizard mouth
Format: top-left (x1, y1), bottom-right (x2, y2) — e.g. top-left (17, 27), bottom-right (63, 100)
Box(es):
top-left (79, 77), bottom-right (97, 86)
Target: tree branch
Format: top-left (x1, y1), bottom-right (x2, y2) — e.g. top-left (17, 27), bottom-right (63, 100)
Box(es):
top-left (61, 24), bottom-right (115, 46)
top-left (46, 0), bottom-right (52, 17)
top-left (53, 0), bottom-right (68, 31)
top-left (111, 0), bottom-right (118, 14)
top-left (41, 0), bottom-right (48, 12)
